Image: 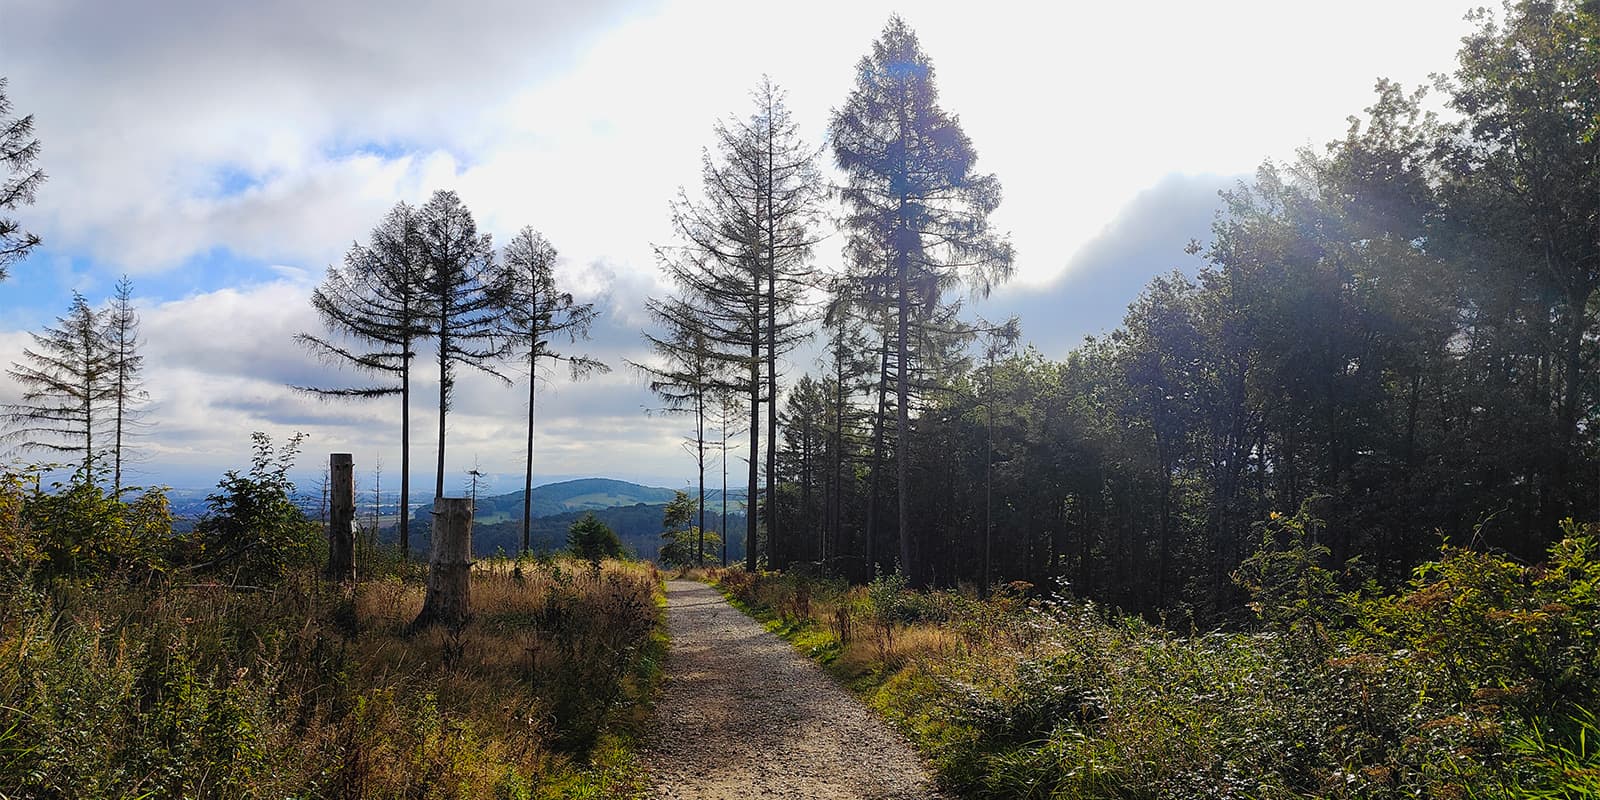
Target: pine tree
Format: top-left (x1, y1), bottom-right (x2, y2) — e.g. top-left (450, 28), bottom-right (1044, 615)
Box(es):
top-left (416, 190), bottom-right (506, 502)
top-left (632, 314), bottom-right (723, 566)
top-left (831, 16), bottom-right (1015, 582)
top-left (296, 201), bottom-right (430, 556)
top-left (3, 293), bottom-right (112, 476)
top-left (102, 276), bottom-right (147, 495)
top-left (0, 77), bottom-right (45, 282)
top-left (495, 226), bottom-right (607, 553)
top-left (653, 78), bottom-right (824, 570)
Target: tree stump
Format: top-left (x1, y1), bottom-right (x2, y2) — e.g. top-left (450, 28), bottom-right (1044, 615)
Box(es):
top-left (325, 453), bottom-right (356, 582)
top-left (414, 497), bottom-right (473, 629)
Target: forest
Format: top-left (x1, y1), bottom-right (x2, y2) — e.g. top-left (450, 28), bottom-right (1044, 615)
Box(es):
top-left (655, 1), bottom-right (1597, 627)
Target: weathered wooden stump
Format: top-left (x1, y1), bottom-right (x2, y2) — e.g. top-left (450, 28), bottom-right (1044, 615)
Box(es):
top-left (414, 497), bottom-right (473, 630)
top-left (325, 453), bottom-right (356, 582)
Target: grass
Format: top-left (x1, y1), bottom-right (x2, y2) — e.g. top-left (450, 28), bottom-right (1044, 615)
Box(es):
top-left (706, 524), bottom-right (1600, 800)
top-left (1, 555), bottom-right (666, 799)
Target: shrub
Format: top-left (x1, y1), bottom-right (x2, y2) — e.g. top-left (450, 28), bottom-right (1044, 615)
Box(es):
top-left (712, 516), bottom-right (1600, 800)
top-left (0, 466), bottom-right (172, 580)
top-left (568, 512), bottom-right (623, 567)
top-left (189, 432), bottom-right (320, 585)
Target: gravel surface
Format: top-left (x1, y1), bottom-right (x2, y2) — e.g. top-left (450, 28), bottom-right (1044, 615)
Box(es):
top-left (643, 580), bottom-right (946, 799)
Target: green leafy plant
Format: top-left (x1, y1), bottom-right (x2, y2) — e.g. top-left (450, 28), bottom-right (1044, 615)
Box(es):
top-left (657, 491), bottom-right (720, 568)
top-left (189, 432), bottom-right (319, 584)
top-left (568, 512), bottom-right (623, 569)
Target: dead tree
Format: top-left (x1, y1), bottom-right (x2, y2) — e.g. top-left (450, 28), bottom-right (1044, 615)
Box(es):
top-left (494, 226), bottom-right (607, 553)
top-left (295, 202), bottom-right (428, 557)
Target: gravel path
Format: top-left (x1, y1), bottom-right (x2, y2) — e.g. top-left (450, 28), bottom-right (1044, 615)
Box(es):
top-left (643, 580), bottom-right (945, 799)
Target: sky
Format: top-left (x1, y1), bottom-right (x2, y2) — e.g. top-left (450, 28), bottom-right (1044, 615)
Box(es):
top-left (0, 0), bottom-right (1480, 495)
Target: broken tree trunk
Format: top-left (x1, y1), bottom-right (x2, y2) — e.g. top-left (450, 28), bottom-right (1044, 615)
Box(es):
top-left (414, 497), bottom-right (473, 629)
top-left (326, 453), bottom-right (356, 582)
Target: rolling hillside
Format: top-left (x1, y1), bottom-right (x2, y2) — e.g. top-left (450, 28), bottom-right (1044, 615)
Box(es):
top-left (390, 477), bottom-right (750, 561)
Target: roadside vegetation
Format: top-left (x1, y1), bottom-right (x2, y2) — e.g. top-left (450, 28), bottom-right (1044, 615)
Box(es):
top-left (0, 450), bottom-right (665, 800)
top-left (712, 509), bottom-right (1600, 800)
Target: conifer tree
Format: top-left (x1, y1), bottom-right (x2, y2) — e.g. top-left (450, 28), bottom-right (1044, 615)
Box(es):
top-left (831, 16), bottom-right (1015, 582)
top-left (3, 293), bottom-right (111, 476)
top-left (653, 78), bottom-right (824, 570)
top-left (416, 190), bottom-right (505, 502)
top-left (495, 226), bottom-right (608, 553)
top-left (296, 201), bottom-right (429, 556)
top-left (0, 77), bottom-right (45, 282)
top-left (103, 276), bottom-right (146, 494)
top-left (632, 313), bottom-right (722, 566)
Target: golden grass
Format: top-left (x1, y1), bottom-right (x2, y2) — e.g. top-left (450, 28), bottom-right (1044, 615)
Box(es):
top-left (2, 557), bottom-right (663, 800)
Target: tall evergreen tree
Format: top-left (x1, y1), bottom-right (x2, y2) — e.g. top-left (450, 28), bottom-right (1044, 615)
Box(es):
top-left (3, 293), bottom-right (111, 476)
top-left (0, 77), bottom-right (44, 282)
top-left (495, 226), bottom-right (608, 553)
top-left (102, 276), bottom-right (146, 495)
top-left (416, 190), bottom-right (505, 503)
top-left (653, 78), bottom-right (824, 570)
top-left (296, 201), bottom-right (429, 556)
top-left (831, 15), bottom-right (1015, 582)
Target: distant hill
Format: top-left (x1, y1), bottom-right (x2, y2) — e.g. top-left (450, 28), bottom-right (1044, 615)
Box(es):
top-left (412, 477), bottom-right (747, 527)
top-left (385, 501), bottom-right (749, 563)
top-left (393, 478), bottom-right (750, 561)
top-left (474, 503), bottom-right (749, 563)
top-left (413, 478), bottom-right (677, 526)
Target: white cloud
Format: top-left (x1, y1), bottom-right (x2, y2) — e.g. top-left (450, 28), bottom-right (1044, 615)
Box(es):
top-left (0, 0), bottom-right (1482, 488)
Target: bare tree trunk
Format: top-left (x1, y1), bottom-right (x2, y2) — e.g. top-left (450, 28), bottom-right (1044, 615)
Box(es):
top-left (746, 340), bottom-right (760, 572)
top-left (113, 370), bottom-right (124, 494)
top-left (896, 272), bottom-right (914, 584)
top-left (983, 370), bottom-right (993, 597)
top-left (864, 333), bottom-right (891, 579)
top-left (721, 415), bottom-right (729, 568)
top-left (802, 415), bottom-right (813, 562)
top-left (523, 350), bottom-right (537, 554)
top-left (415, 497), bottom-right (473, 629)
top-left (400, 362), bottom-right (411, 558)
top-left (697, 386), bottom-right (706, 566)
top-left (327, 453), bottom-right (356, 582)
top-left (82, 366), bottom-right (94, 478)
top-left (764, 101), bottom-right (781, 572)
top-left (435, 297), bottom-right (448, 502)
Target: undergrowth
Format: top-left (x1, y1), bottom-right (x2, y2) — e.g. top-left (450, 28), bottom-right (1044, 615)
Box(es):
top-left (0, 461), bottom-right (667, 799)
top-left (713, 513), bottom-right (1600, 800)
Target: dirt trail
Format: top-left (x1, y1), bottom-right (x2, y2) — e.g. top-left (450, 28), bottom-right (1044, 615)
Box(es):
top-left (642, 579), bottom-right (945, 799)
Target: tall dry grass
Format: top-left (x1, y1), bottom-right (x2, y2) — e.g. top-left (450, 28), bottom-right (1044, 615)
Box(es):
top-left (1, 556), bottom-right (663, 799)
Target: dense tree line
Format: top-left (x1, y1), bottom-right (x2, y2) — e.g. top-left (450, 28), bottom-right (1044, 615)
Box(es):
top-left (759, 1), bottom-right (1596, 618)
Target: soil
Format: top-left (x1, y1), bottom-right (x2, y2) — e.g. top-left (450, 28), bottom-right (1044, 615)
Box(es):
top-left (642, 579), bottom-right (946, 799)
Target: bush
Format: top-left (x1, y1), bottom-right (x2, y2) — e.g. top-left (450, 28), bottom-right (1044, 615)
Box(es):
top-left (189, 432), bottom-right (321, 585)
top-left (0, 467), bottom-right (172, 581)
top-left (712, 516), bottom-right (1600, 800)
top-left (568, 512), bottom-right (623, 567)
